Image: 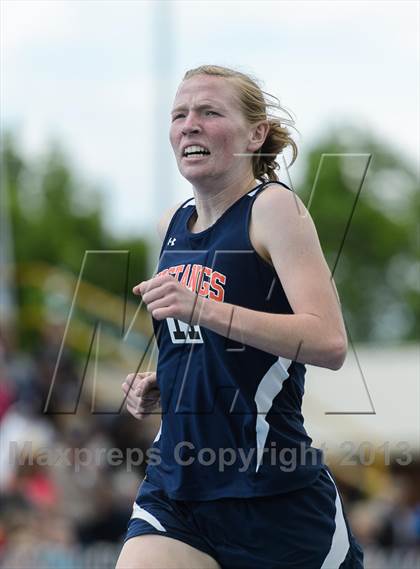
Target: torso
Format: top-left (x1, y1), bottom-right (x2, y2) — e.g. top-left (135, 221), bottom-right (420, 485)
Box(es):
top-left (146, 180), bottom-right (324, 500)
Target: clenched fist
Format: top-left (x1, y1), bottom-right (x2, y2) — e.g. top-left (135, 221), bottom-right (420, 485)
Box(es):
top-left (122, 372), bottom-right (160, 419)
top-left (133, 273), bottom-right (204, 323)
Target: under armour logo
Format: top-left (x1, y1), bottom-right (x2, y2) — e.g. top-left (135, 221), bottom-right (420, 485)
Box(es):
top-left (167, 237), bottom-right (176, 247)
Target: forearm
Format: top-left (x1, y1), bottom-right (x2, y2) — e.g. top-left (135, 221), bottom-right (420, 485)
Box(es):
top-left (197, 298), bottom-right (345, 370)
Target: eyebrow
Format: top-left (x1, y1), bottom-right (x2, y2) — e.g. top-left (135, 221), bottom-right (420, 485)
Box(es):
top-left (171, 102), bottom-right (225, 115)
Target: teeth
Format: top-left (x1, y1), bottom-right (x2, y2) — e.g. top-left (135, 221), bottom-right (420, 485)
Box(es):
top-left (183, 145), bottom-right (210, 156)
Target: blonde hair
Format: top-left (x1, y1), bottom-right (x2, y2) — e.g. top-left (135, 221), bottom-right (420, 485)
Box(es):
top-left (183, 65), bottom-right (298, 182)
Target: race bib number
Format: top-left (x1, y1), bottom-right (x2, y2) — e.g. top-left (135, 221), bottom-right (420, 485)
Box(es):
top-left (166, 318), bottom-right (204, 344)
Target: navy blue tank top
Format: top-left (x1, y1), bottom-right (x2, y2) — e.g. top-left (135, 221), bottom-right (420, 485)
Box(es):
top-left (146, 181), bottom-right (324, 500)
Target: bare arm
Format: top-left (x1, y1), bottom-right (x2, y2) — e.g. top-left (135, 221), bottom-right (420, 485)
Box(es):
top-left (198, 186), bottom-right (347, 370)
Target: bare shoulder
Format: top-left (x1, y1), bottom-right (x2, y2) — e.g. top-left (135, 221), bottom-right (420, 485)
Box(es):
top-left (249, 183), bottom-right (310, 265)
top-left (253, 183), bottom-right (307, 223)
top-left (157, 201), bottom-right (185, 241)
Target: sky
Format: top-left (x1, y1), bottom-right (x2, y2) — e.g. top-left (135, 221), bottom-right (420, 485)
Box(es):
top-left (1, 0), bottom-right (419, 237)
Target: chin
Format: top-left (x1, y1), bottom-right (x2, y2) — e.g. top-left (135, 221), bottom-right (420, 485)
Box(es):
top-left (179, 167), bottom-right (212, 184)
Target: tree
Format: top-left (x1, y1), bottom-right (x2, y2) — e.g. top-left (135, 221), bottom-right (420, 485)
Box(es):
top-left (297, 125), bottom-right (419, 343)
top-left (1, 133), bottom-right (148, 349)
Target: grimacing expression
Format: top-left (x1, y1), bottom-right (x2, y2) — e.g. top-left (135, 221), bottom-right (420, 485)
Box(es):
top-left (170, 75), bottom-right (257, 183)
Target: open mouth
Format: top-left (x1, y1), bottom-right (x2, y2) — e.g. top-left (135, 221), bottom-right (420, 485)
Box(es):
top-left (183, 145), bottom-right (211, 159)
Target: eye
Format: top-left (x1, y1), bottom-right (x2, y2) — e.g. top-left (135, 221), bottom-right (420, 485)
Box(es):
top-left (205, 110), bottom-right (218, 116)
top-left (172, 113), bottom-right (185, 121)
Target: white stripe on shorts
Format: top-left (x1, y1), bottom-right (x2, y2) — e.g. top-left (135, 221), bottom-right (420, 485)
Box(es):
top-left (320, 470), bottom-right (350, 568)
top-left (131, 503), bottom-right (167, 532)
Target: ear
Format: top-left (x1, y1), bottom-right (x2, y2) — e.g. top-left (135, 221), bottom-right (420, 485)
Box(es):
top-left (247, 121), bottom-right (270, 153)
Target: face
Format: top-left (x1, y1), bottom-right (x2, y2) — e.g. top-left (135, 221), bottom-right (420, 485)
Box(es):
top-left (170, 75), bottom-right (259, 185)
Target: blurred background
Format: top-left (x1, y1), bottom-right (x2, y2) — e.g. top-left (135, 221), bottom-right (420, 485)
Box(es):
top-left (0, 1), bottom-right (419, 567)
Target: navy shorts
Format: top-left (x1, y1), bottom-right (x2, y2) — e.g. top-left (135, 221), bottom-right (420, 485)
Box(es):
top-left (125, 466), bottom-right (364, 569)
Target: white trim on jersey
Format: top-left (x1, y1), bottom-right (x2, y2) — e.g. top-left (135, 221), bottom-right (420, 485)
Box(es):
top-left (153, 421), bottom-right (162, 443)
top-left (320, 470), bottom-right (350, 568)
top-left (247, 187), bottom-right (261, 197)
top-left (131, 503), bottom-right (167, 532)
top-left (254, 356), bottom-right (292, 472)
top-left (182, 198), bottom-right (195, 207)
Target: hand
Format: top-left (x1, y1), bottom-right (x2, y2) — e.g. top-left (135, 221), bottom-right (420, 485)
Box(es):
top-left (122, 372), bottom-right (160, 420)
top-left (133, 273), bottom-right (204, 323)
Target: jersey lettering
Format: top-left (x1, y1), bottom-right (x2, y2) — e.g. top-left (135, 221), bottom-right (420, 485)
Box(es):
top-left (157, 263), bottom-right (226, 302)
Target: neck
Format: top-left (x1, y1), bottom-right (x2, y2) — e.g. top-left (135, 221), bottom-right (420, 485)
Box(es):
top-left (190, 172), bottom-right (259, 232)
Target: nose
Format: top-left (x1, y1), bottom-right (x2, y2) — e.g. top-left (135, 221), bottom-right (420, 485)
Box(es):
top-left (181, 112), bottom-right (201, 136)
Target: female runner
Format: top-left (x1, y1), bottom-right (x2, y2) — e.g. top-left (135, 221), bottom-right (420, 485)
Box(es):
top-left (116, 65), bottom-right (364, 569)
